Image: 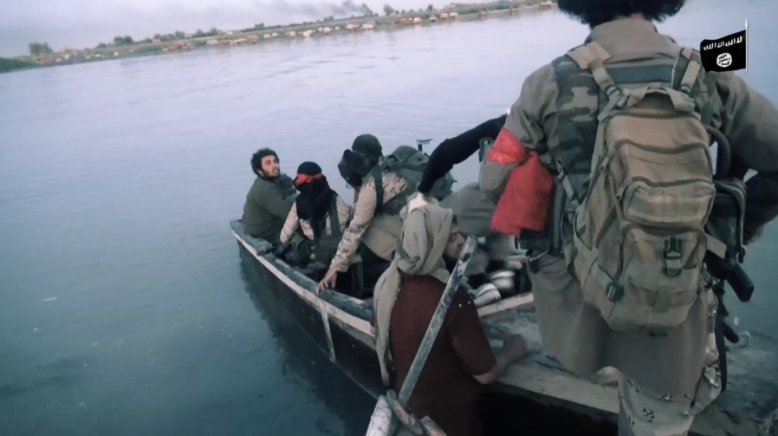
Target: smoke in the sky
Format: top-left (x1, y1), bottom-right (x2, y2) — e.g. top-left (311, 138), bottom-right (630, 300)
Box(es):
top-left (0, 0), bottom-right (392, 57)
top-left (263, 0), bottom-right (373, 18)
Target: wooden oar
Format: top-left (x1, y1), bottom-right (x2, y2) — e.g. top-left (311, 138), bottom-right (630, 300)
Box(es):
top-left (366, 236), bottom-right (478, 436)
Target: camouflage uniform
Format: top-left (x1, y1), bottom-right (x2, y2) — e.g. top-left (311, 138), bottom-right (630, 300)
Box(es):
top-left (279, 195), bottom-right (353, 243)
top-left (329, 170), bottom-right (408, 272)
top-left (480, 18), bottom-right (778, 436)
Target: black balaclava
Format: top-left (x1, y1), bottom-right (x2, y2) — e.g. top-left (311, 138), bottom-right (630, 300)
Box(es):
top-left (294, 162), bottom-right (335, 239)
top-left (337, 149), bottom-right (372, 188)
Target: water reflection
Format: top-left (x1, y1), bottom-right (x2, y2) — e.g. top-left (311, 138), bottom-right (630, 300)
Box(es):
top-left (237, 247), bottom-right (375, 436)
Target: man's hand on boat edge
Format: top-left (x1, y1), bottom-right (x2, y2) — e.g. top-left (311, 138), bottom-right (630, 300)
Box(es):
top-left (316, 268), bottom-right (338, 294)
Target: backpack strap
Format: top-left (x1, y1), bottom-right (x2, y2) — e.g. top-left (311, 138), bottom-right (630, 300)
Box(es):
top-left (678, 49), bottom-right (701, 93)
top-left (573, 42), bottom-right (701, 118)
top-left (567, 42), bottom-right (623, 172)
top-left (371, 166), bottom-right (385, 215)
top-left (550, 48), bottom-right (601, 207)
top-left (569, 42), bottom-right (620, 103)
top-left (328, 197), bottom-right (342, 238)
top-left (673, 47), bottom-right (717, 127)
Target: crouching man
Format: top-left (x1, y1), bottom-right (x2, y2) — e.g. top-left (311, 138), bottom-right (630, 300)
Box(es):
top-left (372, 203), bottom-right (529, 436)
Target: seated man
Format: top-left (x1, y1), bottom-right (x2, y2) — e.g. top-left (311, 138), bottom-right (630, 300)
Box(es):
top-left (315, 134), bottom-right (420, 293)
top-left (372, 203), bottom-right (529, 436)
top-left (279, 162), bottom-right (353, 268)
top-left (242, 148), bottom-right (297, 244)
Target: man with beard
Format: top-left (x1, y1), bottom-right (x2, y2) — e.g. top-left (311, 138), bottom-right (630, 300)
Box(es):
top-left (242, 148), bottom-right (298, 244)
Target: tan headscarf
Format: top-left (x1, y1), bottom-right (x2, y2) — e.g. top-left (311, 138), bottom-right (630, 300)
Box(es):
top-left (372, 203), bottom-right (454, 385)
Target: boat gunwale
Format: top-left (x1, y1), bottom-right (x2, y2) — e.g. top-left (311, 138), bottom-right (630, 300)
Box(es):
top-left (230, 219), bottom-right (534, 333)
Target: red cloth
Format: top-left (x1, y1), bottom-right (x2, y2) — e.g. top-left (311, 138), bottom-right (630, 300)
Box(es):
top-left (486, 128), bottom-right (528, 164)
top-left (294, 172), bottom-right (323, 186)
top-left (488, 128), bottom-right (554, 236)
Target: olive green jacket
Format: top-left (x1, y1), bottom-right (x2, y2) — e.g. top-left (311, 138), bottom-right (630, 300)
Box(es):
top-left (242, 173), bottom-right (298, 244)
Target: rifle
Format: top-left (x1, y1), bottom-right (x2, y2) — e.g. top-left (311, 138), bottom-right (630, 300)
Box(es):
top-left (702, 126), bottom-right (757, 392)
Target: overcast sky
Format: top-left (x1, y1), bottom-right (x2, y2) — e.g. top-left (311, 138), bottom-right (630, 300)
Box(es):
top-left (0, 0), bottom-right (434, 57)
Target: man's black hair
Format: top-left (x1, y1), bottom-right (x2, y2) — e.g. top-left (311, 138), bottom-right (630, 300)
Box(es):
top-left (557, 0), bottom-right (687, 28)
top-left (251, 148), bottom-right (279, 175)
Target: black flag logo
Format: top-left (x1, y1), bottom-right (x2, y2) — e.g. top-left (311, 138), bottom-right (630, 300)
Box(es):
top-left (700, 29), bottom-right (747, 72)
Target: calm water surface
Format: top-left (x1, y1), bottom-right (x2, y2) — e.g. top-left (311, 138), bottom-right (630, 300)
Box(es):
top-left (1, 1), bottom-right (776, 434)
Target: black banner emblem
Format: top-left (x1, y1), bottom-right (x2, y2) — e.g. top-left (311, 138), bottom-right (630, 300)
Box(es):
top-left (700, 29), bottom-right (747, 72)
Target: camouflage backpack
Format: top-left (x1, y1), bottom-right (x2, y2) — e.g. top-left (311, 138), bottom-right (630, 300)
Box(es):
top-left (373, 145), bottom-right (456, 215)
top-left (552, 42), bottom-right (719, 333)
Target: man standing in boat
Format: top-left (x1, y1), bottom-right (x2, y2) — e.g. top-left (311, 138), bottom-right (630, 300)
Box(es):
top-left (242, 148), bottom-right (298, 244)
top-left (416, 113), bottom-right (519, 298)
top-left (479, 1), bottom-right (778, 435)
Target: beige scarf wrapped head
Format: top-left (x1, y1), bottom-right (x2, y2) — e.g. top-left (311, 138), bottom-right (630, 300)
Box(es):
top-left (372, 204), bottom-right (454, 385)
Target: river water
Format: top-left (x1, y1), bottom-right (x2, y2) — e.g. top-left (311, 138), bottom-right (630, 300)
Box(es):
top-left (1, 1), bottom-right (776, 435)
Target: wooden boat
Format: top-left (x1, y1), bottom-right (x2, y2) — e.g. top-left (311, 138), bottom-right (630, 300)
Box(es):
top-left (230, 219), bottom-right (778, 436)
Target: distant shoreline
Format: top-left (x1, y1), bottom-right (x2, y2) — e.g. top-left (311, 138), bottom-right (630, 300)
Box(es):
top-left (1, 1), bottom-right (556, 75)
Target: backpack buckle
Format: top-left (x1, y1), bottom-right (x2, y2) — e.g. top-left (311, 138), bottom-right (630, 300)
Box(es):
top-left (663, 237), bottom-right (683, 278)
top-left (606, 282), bottom-right (623, 302)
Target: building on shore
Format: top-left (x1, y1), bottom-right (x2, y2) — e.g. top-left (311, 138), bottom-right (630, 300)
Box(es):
top-left (13, 1), bottom-right (563, 70)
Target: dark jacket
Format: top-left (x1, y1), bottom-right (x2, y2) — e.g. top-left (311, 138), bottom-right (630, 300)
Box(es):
top-left (243, 173), bottom-right (298, 243)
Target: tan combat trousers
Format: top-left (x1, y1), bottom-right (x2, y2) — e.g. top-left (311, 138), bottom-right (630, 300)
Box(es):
top-left (617, 333), bottom-right (721, 436)
top-left (528, 253), bottom-right (722, 436)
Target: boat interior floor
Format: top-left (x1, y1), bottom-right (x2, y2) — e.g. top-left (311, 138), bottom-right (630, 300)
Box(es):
top-left (296, 261), bottom-right (531, 302)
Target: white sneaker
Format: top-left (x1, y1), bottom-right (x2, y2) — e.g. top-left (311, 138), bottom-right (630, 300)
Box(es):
top-left (488, 270), bottom-right (515, 292)
top-left (473, 283), bottom-right (501, 307)
top-left (506, 255), bottom-right (528, 270)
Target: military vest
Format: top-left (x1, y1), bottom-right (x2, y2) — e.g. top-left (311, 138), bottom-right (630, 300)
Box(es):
top-left (519, 44), bottom-right (719, 258)
top-left (309, 198), bottom-right (344, 267)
